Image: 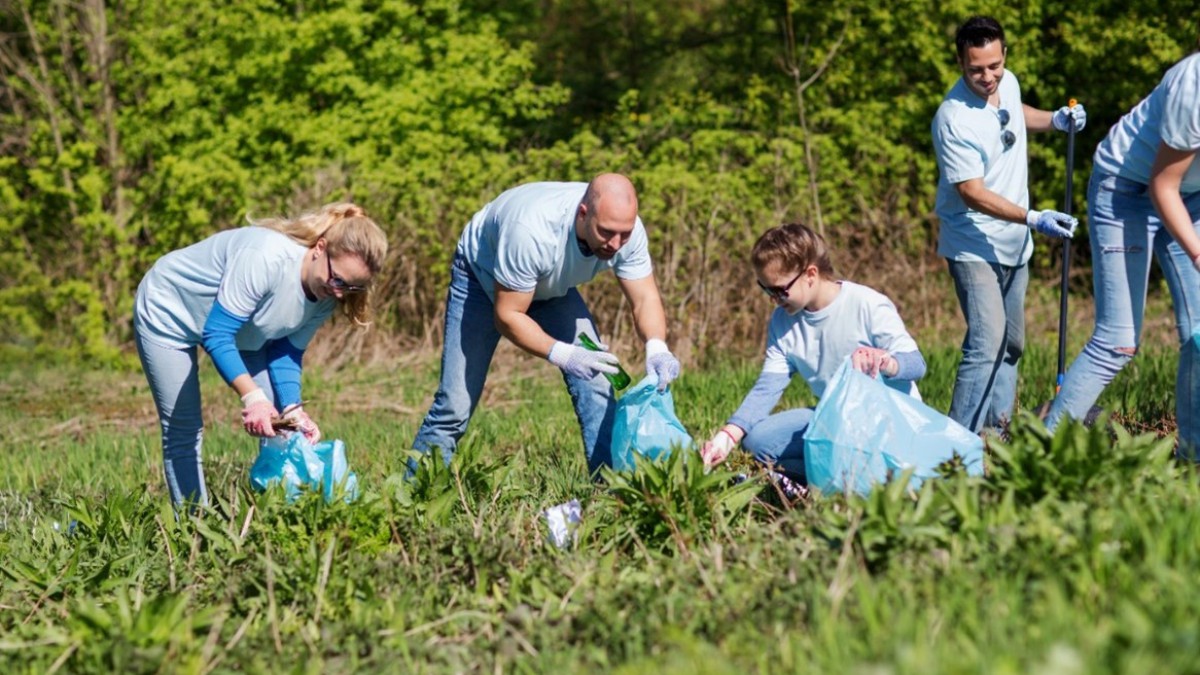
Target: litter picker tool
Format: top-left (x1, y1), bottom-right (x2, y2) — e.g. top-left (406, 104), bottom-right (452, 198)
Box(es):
top-left (1056, 99), bottom-right (1077, 395)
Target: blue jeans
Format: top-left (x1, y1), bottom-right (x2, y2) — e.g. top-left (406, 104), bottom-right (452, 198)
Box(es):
top-left (412, 254), bottom-right (616, 474)
top-left (135, 315), bottom-right (274, 507)
top-left (1047, 172), bottom-right (1200, 457)
top-left (946, 259), bottom-right (1029, 432)
top-left (742, 408), bottom-right (813, 481)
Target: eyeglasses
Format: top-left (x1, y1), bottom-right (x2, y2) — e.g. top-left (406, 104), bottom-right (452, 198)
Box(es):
top-left (997, 108), bottom-right (1016, 151)
top-left (757, 269), bottom-right (805, 301)
top-left (325, 254), bottom-right (367, 293)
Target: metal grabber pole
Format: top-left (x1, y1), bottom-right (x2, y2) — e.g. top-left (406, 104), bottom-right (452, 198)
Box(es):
top-left (1056, 98), bottom-right (1078, 395)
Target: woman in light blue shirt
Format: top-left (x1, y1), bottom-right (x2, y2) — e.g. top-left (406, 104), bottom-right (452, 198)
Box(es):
top-left (134, 203), bottom-right (388, 507)
top-left (1047, 53), bottom-right (1200, 457)
top-left (700, 223), bottom-right (926, 481)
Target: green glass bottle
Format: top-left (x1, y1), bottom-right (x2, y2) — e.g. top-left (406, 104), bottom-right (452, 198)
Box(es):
top-left (577, 332), bottom-right (632, 391)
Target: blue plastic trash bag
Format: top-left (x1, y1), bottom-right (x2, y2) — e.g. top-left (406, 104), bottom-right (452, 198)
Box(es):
top-left (610, 375), bottom-right (694, 471)
top-left (249, 432), bottom-right (359, 503)
top-left (803, 360), bottom-right (984, 496)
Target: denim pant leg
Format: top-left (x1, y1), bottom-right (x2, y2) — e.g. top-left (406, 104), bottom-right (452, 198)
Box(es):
top-left (412, 255), bottom-right (502, 466)
top-left (527, 290), bottom-right (617, 474)
top-left (992, 263), bottom-right (1028, 424)
top-left (947, 260), bottom-right (1027, 432)
top-left (135, 327), bottom-right (207, 507)
top-left (741, 408), bottom-right (813, 481)
top-left (1048, 173), bottom-right (1155, 429)
top-left (1156, 191), bottom-right (1200, 458)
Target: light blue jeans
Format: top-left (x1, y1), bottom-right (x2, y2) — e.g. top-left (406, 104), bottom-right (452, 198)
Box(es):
top-left (135, 315), bottom-right (275, 507)
top-left (742, 408), bottom-right (813, 481)
top-left (412, 254), bottom-right (616, 474)
top-left (946, 259), bottom-right (1029, 432)
top-left (1047, 172), bottom-right (1200, 458)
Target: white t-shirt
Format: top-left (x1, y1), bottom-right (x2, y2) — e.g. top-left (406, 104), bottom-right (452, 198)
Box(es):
top-left (761, 281), bottom-right (921, 399)
top-left (1093, 53), bottom-right (1200, 193)
top-left (135, 227), bottom-right (335, 351)
top-left (932, 70), bottom-right (1034, 266)
top-left (455, 182), bottom-right (654, 302)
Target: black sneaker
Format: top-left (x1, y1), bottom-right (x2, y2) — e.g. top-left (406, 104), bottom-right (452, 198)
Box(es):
top-left (768, 471), bottom-right (808, 501)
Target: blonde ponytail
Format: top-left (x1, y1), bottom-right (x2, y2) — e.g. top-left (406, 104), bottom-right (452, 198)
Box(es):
top-left (252, 202), bottom-right (389, 326)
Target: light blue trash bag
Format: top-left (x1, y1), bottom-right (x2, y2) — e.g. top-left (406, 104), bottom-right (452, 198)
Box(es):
top-left (803, 360), bottom-right (984, 496)
top-left (249, 432), bottom-right (359, 503)
top-left (610, 375), bottom-right (694, 471)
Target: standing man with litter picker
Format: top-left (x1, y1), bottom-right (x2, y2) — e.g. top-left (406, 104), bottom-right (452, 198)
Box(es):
top-left (411, 174), bottom-right (681, 475)
top-left (932, 16), bottom-right (1087, 433)
top-left (1047, 51), bottom-right (1200, 458)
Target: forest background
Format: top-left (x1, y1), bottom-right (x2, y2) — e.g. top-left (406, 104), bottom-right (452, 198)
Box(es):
top-left (2, 0), bottom-right (1197, 367)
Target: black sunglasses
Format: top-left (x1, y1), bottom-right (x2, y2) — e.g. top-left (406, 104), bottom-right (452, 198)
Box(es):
top-left (997, 108), bottom-right (1016, 151)
top-left (757, 269), bottom-right (805, 301)
top-left (325, 254), bottom-right (367, 293)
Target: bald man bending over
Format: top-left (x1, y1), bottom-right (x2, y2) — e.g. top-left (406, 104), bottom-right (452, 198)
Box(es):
top-left (411, 174), bottom-right (681, 475)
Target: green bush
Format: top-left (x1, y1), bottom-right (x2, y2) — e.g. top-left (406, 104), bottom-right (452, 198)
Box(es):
top-left (2, 0), bottom-right (1196, 362)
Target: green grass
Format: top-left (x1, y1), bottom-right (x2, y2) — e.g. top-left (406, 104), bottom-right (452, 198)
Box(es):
top-left (1, 342), bottom-right (1196, 673)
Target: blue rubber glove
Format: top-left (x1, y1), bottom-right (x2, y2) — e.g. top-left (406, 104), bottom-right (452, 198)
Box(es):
top-left (548, 341), bottom-right (620, 380)
top-left (1052, 104), bottom-right (1086, 132)
top-left (645, 339), bottom-right (680, 391)
top-left (1026, 209), bottom-right (1077, 238)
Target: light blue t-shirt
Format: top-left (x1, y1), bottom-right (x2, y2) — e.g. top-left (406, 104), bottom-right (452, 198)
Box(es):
top-left (135, 227), bottom-right (336, 351)
top-left (761, 281), bottom-right (921, 400)
top-left (1093, 53), bottom-right (1200, 193)
top-left (455, 182), bottom-right (654, 302)
top-left (932, 69), bottom-right (1033, 266)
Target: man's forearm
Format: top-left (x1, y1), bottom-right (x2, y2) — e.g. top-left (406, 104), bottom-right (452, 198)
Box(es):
top-left (957, 180), bottom-right (1028, 224)
top-left (1022, 104), bottom-right (1054, 133)
top-left (495, 310), bottom-right (558, 359)
top-left (621, 275), bottom-right (669, 343)
top-left (631, 301), bottom-right (668, 343)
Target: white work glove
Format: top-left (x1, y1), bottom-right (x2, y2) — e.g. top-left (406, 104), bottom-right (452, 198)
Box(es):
top-left (850, 346), bottom-right (898, 379)
top-left (1052, 103), bottom-right (1087, 132)
top-left (645, 339), bottom-right (681, 392)
top-left (240, 389), bottom-right (277, 438)
top-left (1026, 209), bottom-right (1077, 238)
top-left (282, 404), bottom-right (321, 444)
top-left (701, 426), bottom-right (739, 467)
top-left (548, 341), bottom-right (620, 380)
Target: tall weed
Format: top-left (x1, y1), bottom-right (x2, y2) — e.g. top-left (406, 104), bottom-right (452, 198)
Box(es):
top-left (592, 450), bottom-right (760, 553)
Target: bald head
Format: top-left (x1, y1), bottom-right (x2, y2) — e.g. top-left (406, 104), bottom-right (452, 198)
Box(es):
top-left (576, 173), bottom-right (639, 260)
top-left (583, 173), bottom-right (639, 222)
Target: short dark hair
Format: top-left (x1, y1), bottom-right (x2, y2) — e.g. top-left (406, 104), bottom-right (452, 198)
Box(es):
top-left (751, 223), bottom-right (835, 280)
top-left (955, 16), bottom-right (1005, 58)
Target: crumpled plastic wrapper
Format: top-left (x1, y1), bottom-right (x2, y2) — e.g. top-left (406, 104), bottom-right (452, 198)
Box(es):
top-left (542, 499), bottom-right (582, 549)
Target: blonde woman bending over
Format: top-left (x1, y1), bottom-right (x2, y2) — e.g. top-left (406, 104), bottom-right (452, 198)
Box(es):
top-left (134, 203), bottom-right (387, 508)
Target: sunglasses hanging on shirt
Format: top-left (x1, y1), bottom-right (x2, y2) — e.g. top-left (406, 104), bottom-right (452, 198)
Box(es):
top-left (997, 108), bottom-right (1016, 151)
